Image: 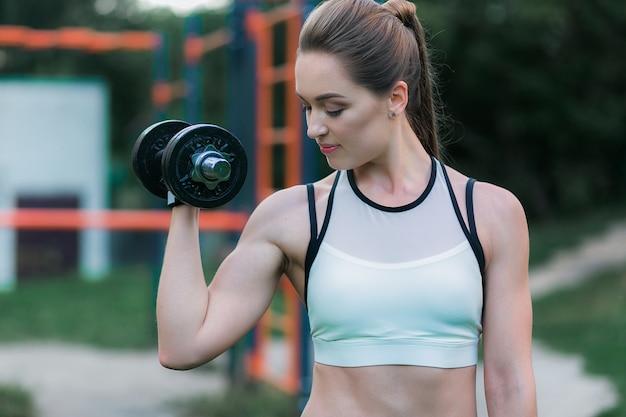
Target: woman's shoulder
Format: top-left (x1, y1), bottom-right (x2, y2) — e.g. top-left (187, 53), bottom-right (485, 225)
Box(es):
top-left (442, 163), bottom-right (528, 260)
top-left (471, 178), bottom-right (527, 229)
top-left (442, 163), bottom-right (525, 220)
top-left (255, 172), bottom-right (336, 210)
top-left (446, 162), bottom-right (527, 229)
top-left (244, 172), bottom-right (338, 235)
top-left (236, 172), bottom-right (338, 269)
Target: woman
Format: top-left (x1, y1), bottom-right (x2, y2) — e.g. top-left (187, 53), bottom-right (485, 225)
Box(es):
top-left (156, 0), bottom-right (537, 415)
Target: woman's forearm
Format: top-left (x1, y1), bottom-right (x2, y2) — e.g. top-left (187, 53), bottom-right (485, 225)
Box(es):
top-left (156, 205), bottom-right (211, 369)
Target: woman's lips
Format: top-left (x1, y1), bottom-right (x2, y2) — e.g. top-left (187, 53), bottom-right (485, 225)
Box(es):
top-left (319, 144), bottom-right (339, 155)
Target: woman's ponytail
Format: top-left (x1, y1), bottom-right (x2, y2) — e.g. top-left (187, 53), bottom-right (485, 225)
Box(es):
top-left (384, 0), bottom-right (440, 159)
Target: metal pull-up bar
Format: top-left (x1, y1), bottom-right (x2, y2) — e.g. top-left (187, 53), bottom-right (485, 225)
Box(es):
top-left (0, 209), bottom-right (248, 232)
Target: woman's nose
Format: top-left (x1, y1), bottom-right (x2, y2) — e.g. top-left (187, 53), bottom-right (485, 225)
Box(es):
top-left (306, 110), bottom-right (328, 139)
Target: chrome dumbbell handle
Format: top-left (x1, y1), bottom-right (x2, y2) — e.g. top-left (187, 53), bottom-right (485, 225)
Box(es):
top-left (191, 146), bottom-right (232, 190)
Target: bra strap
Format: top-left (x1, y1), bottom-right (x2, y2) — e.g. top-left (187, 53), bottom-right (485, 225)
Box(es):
top-left (440, 162), bottom-right (486, 276)
top-left (304, 172), bottom-right (341, 307)
top-left (306, 183), bottom-right (318, 242)
top-left (465, 178), bottom-right (486, 274)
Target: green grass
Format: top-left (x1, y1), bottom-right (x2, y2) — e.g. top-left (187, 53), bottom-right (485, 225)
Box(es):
top-left (533, 266), bottom-right (626, 416)
top-left (167, 382), bottom-right (298, 417)
top-left (0, 266), bottom-right (158, 349)
top-left (0, 384), bottom-right (36, 417)
top-left (528, 203), bottom-right (626, 266)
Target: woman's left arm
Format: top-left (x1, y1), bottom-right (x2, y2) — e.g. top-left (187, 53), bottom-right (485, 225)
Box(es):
top-left (476, 183), bottom-right (537, 417)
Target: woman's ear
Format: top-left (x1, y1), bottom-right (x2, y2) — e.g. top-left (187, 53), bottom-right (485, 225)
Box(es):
top-left (388, 80), bottom-right (408, 118)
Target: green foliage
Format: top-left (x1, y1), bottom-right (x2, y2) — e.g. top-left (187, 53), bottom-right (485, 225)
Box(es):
top-left (168, 382), bottom-right (298, 417)
top-left (420, 0), bottom-right (626, 220)
top-left (533, 267), bottom-right (626, 415)
top-left (0, 267), bottom-right (157, 349)
top-left (0, 384), bottom-right (36, 417)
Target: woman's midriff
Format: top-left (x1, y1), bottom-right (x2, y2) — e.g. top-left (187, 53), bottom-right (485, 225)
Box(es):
top-left (300, 363), bottom-right (478, 417)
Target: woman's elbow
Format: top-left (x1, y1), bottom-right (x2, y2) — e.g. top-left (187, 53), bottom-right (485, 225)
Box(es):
top-left (159, 350), bottom-right (192, 370)
top-left (484, 369), bottom-right (537, 416)
top-left (158, 346), bottom-right (213, 371)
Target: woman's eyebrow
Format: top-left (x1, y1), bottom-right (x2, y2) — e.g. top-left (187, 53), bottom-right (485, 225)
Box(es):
top-left (296, 92), bottom-right (347, 102)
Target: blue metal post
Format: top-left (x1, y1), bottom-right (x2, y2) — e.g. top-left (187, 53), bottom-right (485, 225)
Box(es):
top-left (184, 14), bottom-right (202, 123)
top-left (152, 32), bottom-right (168, 121)
top-left (224, 0), bottom-right (259, 385)
top-left (227, 0), bottom-right (257, 212)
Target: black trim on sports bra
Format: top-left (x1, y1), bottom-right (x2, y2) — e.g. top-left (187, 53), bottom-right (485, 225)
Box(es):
top-left (304, 172), bottom-right (341, 307)
top-left (466, 178), bottom-right (485, 272)
top-left (346, 156), bottom-right (437, 212)
top-left (439, 162), bottom-right (486, 276)
top-left (465, 177), bottom-right (487, 324)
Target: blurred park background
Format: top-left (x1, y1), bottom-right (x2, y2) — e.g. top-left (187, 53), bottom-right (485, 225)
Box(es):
top-left (0, 0), bottom-right (624, 416)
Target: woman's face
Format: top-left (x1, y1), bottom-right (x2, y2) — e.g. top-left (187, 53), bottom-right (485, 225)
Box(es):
top-left (295, 51), bottom-right (392, 170)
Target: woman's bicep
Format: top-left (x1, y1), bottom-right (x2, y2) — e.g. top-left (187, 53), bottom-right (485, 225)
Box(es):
top-left (204, 239), bottom-right (284, 334)
top-left (191, 199), bottom-right (291, 364)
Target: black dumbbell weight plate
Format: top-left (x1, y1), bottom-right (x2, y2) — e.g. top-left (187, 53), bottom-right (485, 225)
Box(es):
top-left (162, 124), bottom-right (248, 208)
top-left (132, 120), bottom-right (191, 199)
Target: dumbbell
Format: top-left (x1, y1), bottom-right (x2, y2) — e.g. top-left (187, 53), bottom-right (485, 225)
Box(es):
top-left (131, 120), bottom-right (247, 208)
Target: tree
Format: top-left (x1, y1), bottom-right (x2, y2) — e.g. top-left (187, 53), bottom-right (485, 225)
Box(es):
top-left (421, 0), bottom-right (626, 219)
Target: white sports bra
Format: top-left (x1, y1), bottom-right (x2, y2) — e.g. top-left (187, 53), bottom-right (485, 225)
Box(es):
top-left (304, 158), bottom-right (485, 368)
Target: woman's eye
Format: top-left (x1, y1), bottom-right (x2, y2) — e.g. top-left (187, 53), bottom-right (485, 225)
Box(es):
top-left (300, 105), bottom-right (342, 117)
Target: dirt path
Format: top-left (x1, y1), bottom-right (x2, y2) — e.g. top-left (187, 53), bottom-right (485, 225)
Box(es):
top-left (0, 343), bottom-right (226, 417)
top-left (530, 221), bottom-right (626, 298)
top-left (1, 222), bottom-right (624, 416)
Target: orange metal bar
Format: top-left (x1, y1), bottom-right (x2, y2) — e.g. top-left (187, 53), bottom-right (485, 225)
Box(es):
top-left (284, 12), bottom-right (302, 187)
top-left (87, 32), bottom-right (120, 52)
top-left (184, 35), bottom-right (204, 65)
top-left (246, 10), bottom-right (274, 202)
top-left (0, 26), bottom-right (159, 52)
top-left (23, 30), bottom-right (57, 49)
top-left (282, 279), bottom-right (302, 392)
top-left (268, 64), bottom-right (289, 84)
top-left (263, 4), bottom-right (301, 26)
top-left (152, 81), bottom-right (189, 107)
top-left (152, 82), bottom-right (173, 108)
top-left (56, 27), bottom-right (93, 49)
top-left (181, 28), bottom-right (231, 99)
top-left (0, 26), bottom-right (27, 46)
top-left (0, 209), bottom-right (248, 232)
top-left (200, 28), bottom-right (232, 55)
top-left (117, 31), bottom-right (160, 50)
